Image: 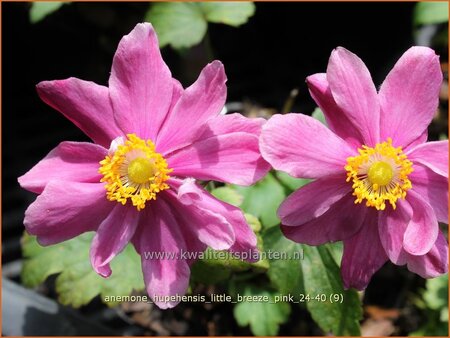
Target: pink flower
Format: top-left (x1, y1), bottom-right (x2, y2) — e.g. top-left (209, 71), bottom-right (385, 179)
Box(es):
top-left (260, 46), bottom-right (448, 289)
top-left (19, 23), bottom-right (270, 308)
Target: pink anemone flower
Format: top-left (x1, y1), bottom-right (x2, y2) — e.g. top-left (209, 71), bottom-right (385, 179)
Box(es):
top-left (18, 23), bottom-right (270, 309)
top-left (260, 46), bottom-right (448, 289)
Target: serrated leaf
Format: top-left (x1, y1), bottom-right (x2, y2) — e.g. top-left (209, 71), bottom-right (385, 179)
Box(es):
top-left (275, 170), bottom-right (311, 191)
top-left (211, 186), bottom-right (243, 207)
top-left (199, 2), bottom-right (256, 27)
top-left (263, 226), bottom-right (304, 295)
top-left (233, 172), bottom-right (285, 228)
top-left (301, 245), bottom-right (362, 335)
top-left (414, 2), bottom-right (449, 26)
top-left (21, 232), bottom-right (144, 308)
top-left (29, 2), bottom-right (66, 23)
top-left (145, 2), bottom-right (207, 49)
top-left (233, 285), bottom-right (290, 336)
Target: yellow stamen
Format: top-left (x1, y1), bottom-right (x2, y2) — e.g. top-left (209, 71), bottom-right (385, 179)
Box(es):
top-left (345, 138), bottom-right (413, 211)
top-left (99, 134), bottom-right (172, 211)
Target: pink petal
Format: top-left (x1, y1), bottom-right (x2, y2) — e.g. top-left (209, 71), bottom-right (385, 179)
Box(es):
top-left (378, 199), bottom-right (412, 265)
top-left (168, 79), bottom-right (184, 113)
top-left (281, 193), bottom-right (366, 245)
top-left (90, 204), bottom-right (139, 278)
top-left (306, 73), bottom-right (363, 149)
top-left (403, 189), bottom-right (439, 256)
top-left (169, 178), bottom-right (258, 262)
top-left (259, 113), bottom-right (355, 179)
top-left (188, 113), bottom-right (267, 144)
top-left (227, 211), bottom-right (260, 263)
top-left (24, 181), bottom-right (112, 246)
top-left (406, 231), bottom-right (448, 278)
top-left (405, 129), bottom-right (428, 149)
top-left (406, 140), bottom-right (449, 178)
top-left (109, 23), bottom-right (173, 140)
top-left (379, 47), bottom-right (442, 147)
top-left (326, 47), bottom-right (380, 146)
top-left (165, 208), bottom-right (207, 267)
top-left (18, 142), bottom-right (106, 194)
top-left (167, 129), bottom-right (269, 186)
top-left (164, 180), bottom-right (235, 251)
top-left (156, 61), bottom-right (227, 153)
top-left (410, 164), bottom-right (448, 223)
top-left (379, 190), bottom-right (446, 276)
top-left (132, 199), bottom-right (190, 309)
top-left (278, 175), bottom-right (351, 226)
top-left (36, 79), bottom-right (123, 148)
top-left (164, 113), bottom-right (267, 156)
top-left (341, 209), bottom-right (388, 290)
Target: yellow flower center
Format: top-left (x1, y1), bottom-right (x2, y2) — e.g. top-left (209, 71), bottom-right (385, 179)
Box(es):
top-left (345, 138), bottom-right (413, 211)
top-left (127, 158), bottom-right (156, 184)
top-left (367, 161), bottom-right (393, 187)
top-left (99, 134), bottom-right (172, 211)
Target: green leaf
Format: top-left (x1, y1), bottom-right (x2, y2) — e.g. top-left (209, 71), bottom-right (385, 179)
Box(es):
top-left (145, 2), bottom-right (207, 49)
top-left (211, 186), bottom-right (243, 207)
top-left (29, 2), bottom-right (66, 23)
top-left (263, 226), bottom-right (304, 295)
top-left (311, 107), bottom-right (327, 126)
top-left (145, 2), bottom-right (255, 49)
top-left (414, 2), bottom-right (449, 26)
top-left (411, 274), bottom-right (449, 337)
top-left (233, 285), bottom-right (291, 336)
top-left (245, 213), bottom-right (261, 233)
top-left (301, 245), bottom-right (362, 335)
top-left (233, 172), bottom-right (285, 228)
top-left (275, 170), bottom-right (311, 191)
top-left (199, 2), bottom-right (256, 27)
top-left (190, 258), bottom-right (232, 284)
top-left (326, 241), bottom-right (344, 266)
top-left (423, 274), bottom-right (448, 311)
top-left (21, 232), bottom-right (144, 308)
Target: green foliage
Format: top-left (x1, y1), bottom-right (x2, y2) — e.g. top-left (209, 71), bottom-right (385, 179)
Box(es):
top-left (145, 3), bottom-right (207, 49)
top-left (263, 226), bottom-right (304, 295)
top-left (211, 163), bottom-right (362, 335)
top-left (439, 133), bottom-right (448, 141)
top-left (211, 186), bottom-right (244, 207)
top-left (411, 274), bottom-right (449, 336)
top-left (414, 2), bottom-right (449, 26)
top-left (275, 171), bottom-right (311, 191)
top-left (311, 107), bottom-right (327, 126)
top-left (199, 2), bottom-right (256, 26)
top-left (190, 257), bottom-right (232, 285)
top-left (234, 172), bottom-right (286, 228)
top-left (29, 2), bottom-right (66, 23)
top-left (234, 285), bottom-right (291, 336)
top-left (245, 213), bottom-right (262, 233)
top-left (423, 274), bottom-right (448, 314)
top-left (21, 232), bottom-right (144, 308)
top-left (145, 2), bottom-right (255, 49)
top-left (301, 245), bottom-right (362, 335)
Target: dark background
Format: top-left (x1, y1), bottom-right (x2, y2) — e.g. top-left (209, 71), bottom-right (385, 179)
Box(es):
top-left (2, 2), bottom-right (446, 336)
